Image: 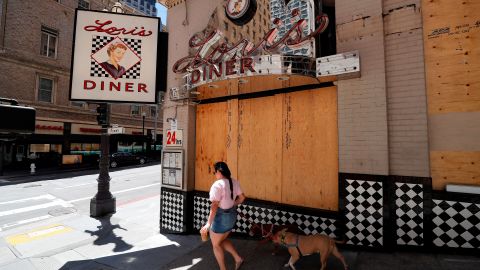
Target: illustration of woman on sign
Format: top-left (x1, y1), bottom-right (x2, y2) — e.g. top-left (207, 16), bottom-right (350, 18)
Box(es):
top-left (100, 42), bottom-right (128, 79)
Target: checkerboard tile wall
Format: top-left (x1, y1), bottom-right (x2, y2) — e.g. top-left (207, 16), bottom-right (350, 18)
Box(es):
top-left (345, 179), bottom-right (384, 247)
top-left (432, 199), bottom-right (480, 248)
top-left (193, 195), bottom-right (338, 237)
top-left (395, 183), bottom-right (424, 246)
top-left (161, 190), bottom-right (185, 233)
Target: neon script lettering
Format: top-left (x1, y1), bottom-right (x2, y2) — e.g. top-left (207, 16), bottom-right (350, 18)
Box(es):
top-left (173, 13), bottom-right (329, 74)
top-left (84, 20), bottom-right (153, 37)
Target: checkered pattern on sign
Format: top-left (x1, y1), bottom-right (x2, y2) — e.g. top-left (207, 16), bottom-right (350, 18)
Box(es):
top-left (193, 195), bottom-right (337, 237)
top-left (91, 35), bottom-right (114, 53)
top-left (123, 38), bottom-right (142, 56)
top-left (90, 60), bottom-right (109, 77)
top-left (432, 199), bottom-right (480, 248)
top-left (395, 183), bottom-right (424, 246)
top-left (161, 190), bottom-right (184, 233)
top-left (345, 179), bottom-right (383, 247)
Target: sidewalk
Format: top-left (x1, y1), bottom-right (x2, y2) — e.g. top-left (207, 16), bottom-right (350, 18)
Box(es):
top-left (0, 193), bottom-right (203, 270)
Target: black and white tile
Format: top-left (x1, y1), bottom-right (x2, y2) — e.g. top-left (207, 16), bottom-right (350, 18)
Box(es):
top-left (432, 199), bottom-right (480, 248)
top-left (395, 183), bottom-right (424, 246)
top-left (160, 189), bottom-right (185, 233)
top-left (345, 179), bottom-right (384, 247)
top-left (193, 194), bottom-right (337, 237)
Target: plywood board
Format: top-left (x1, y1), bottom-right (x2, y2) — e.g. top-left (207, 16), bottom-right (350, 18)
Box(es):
top-left (423, 0), bottom-right (480, 114)
top-left (430, 151), bottom-right (480, 190)
top-left (282, 87), bottom-right (339, 210)
top-left (195, 102), bottom-right (229, 192)
top-left (197, 75), bottom-right (324, 100)
top-left (237, 95), bottom-right (283, 202)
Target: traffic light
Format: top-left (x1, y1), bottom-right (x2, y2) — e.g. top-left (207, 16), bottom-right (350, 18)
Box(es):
top-left (96, 104), bottom-right (109, 126)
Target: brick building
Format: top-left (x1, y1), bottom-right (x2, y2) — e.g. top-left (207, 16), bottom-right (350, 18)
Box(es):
top-left (0, 0), bottom-right (163, 169)
top-left (158, 0), bottom-right (480, 252)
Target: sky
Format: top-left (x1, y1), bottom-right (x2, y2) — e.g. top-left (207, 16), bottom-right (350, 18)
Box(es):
top-left (155, 3), bottom-right (167, 25)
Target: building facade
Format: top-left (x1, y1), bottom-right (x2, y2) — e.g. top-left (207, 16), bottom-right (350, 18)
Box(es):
top-left (121, 0), bottom-right (157, 17)
top-left (0, 0), bottom-right (163, 170)
top-left (158, 0), bottom-right (480, 253)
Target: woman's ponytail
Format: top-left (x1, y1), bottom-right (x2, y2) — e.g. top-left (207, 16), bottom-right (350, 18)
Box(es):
top-left (214, 161), bottom-right (234, 200)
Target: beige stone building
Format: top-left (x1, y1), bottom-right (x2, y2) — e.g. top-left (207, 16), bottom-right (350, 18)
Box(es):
top-left (158, 0), bottom-right (480, 252)
top-left (0, 0), bottom-right (163, 169)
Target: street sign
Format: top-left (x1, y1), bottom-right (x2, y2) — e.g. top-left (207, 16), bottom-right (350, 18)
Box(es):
top-left (107, 127), bottom-right (125, 134)
top-left (165, 129), bottom-right (183, 147)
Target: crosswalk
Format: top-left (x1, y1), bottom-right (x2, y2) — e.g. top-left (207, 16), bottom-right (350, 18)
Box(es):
top-left (0, 194), bottom-right (74, 232)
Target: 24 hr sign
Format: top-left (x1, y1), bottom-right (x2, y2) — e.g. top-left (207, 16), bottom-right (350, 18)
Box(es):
top-left (166, 130), bottom-right (183, 147)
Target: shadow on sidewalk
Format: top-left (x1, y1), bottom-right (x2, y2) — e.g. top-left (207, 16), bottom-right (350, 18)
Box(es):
top-left (57, 232), bottom-right (203, 270)
top-left (84, 215), bottom-right (134, 253)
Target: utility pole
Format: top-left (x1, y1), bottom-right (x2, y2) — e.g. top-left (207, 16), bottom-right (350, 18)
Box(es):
top-left (90, 103), bottom-right (115, 217)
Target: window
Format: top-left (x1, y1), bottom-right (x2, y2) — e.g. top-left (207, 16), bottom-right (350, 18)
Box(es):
top-left (150, 106), bottom-right (157, 117)
top-left (38, 77), bottom-right (54, 103)
top-left (78, 0), bottom-right (90, 9)
top-left (71, 101), bottom-right (85, 108)
top-left (40, 26), bottom-right (58, 58)
top-left (131, 105), bottom-right (140, 116)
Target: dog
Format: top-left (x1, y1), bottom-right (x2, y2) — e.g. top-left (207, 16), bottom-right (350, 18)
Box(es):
top-left (271, 228), bottom-right (348, 270)
top-left (248, 223), bottom-right (305, 255)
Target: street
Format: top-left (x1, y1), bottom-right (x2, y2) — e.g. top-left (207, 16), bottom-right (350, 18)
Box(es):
top-left (0, 164), bottom-right (161, 233)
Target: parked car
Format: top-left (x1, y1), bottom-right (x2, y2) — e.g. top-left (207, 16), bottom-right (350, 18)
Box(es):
top-left (109, 152), bottom-right (147, 168)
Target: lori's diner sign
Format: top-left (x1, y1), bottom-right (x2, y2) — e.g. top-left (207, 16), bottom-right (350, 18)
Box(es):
top-left (173, 9), bottom-right (329, 88)
top-left (70, 10), bottom-right (160, 103)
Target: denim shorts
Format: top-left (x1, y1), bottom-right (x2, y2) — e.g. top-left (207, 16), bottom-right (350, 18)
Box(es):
top-left (211, 207), bottom-right (237, 233)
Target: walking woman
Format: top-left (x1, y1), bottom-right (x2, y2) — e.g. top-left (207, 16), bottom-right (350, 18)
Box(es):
top-left (200, 161), bottom-right (246, 270)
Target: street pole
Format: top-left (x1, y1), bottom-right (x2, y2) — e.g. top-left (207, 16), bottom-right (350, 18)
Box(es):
top-left (90, 103), bottom-right (115, 217)
top-left (0, 141), bottom-right (4, 176)
top-left (142, 112), bottom-right (146, 153)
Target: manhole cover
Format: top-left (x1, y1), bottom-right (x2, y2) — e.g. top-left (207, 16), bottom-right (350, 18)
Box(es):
top-left (48, 207), bottom-right (77, 216)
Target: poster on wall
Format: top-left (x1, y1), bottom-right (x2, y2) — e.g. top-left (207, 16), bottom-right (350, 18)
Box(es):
top-left (162, 150), bottom-right (183, 189)
top-left (69, 10), bottom-right (160, 103)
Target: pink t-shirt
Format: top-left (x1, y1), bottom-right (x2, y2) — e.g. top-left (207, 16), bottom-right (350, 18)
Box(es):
top-left (209, 178), bottom-right (243, 209)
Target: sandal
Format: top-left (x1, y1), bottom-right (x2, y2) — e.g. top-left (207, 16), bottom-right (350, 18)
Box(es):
top-left (235, 259), bottom-right (244, 270)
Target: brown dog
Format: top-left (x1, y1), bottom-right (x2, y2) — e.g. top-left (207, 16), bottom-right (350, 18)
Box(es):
top-left (248, 223), bottom-right (305, 255)
top-left (271, 229), bottom-right (348, 270)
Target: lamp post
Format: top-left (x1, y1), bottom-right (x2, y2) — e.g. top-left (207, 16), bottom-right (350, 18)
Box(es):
top-left (90, 1), bottom-right (124, 217)
top-left (142, 112), bottom-right (146, 153)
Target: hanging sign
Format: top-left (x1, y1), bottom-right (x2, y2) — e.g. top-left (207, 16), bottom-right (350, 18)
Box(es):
top-left (69, 10), bottom-right (160, 103)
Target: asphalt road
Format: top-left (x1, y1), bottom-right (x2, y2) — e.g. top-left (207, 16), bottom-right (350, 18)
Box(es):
top-left (0, 164), bottom-right (161, 233)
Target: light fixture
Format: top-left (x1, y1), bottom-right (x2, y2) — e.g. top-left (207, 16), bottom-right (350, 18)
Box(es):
top-left (208, 84), bottom-right (219, 89)
top-left (277, 76), bottom-right (290, 81)
top-left (238, 78), bottom-right (248, 84)
top-left (111, 2), bottom-right (124, 13)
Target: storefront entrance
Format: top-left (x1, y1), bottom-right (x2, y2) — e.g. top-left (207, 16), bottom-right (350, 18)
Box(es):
top-left (195, 85), bottom-right (338, 211)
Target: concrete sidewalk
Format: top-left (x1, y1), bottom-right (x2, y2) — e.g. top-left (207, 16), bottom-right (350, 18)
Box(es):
top-left (163, 238), bottom-right (480, 270)
top-left (0, 190), bottom-right (478, 270)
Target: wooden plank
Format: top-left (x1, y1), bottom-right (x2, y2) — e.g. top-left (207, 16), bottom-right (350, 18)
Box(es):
top-left (281, 86), bottom-right (338, 210)
top-left (423, 0), bottom-right (480, 114)
top-left (237, 95), bottom-right (283, 202)
top-left (197, 75), bottom-right (325, 100)
top-left (226, 99), bottom-right (239, 179)
top-left (195, 102), bottom-right (229, 192)
top-left (430, 151), bottom-right (480, 190)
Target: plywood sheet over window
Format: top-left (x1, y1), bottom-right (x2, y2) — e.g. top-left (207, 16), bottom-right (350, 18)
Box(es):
top-left (195, 87), bottom-right (338, 210)
top-left (195, 102), bottom-right (229, 192)
top-left (423, 0), bottom-right (480, 114)
top-left (238, 95), bottom-right (283, 203)
top-left (282, 87), bottom-right (338, 210)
